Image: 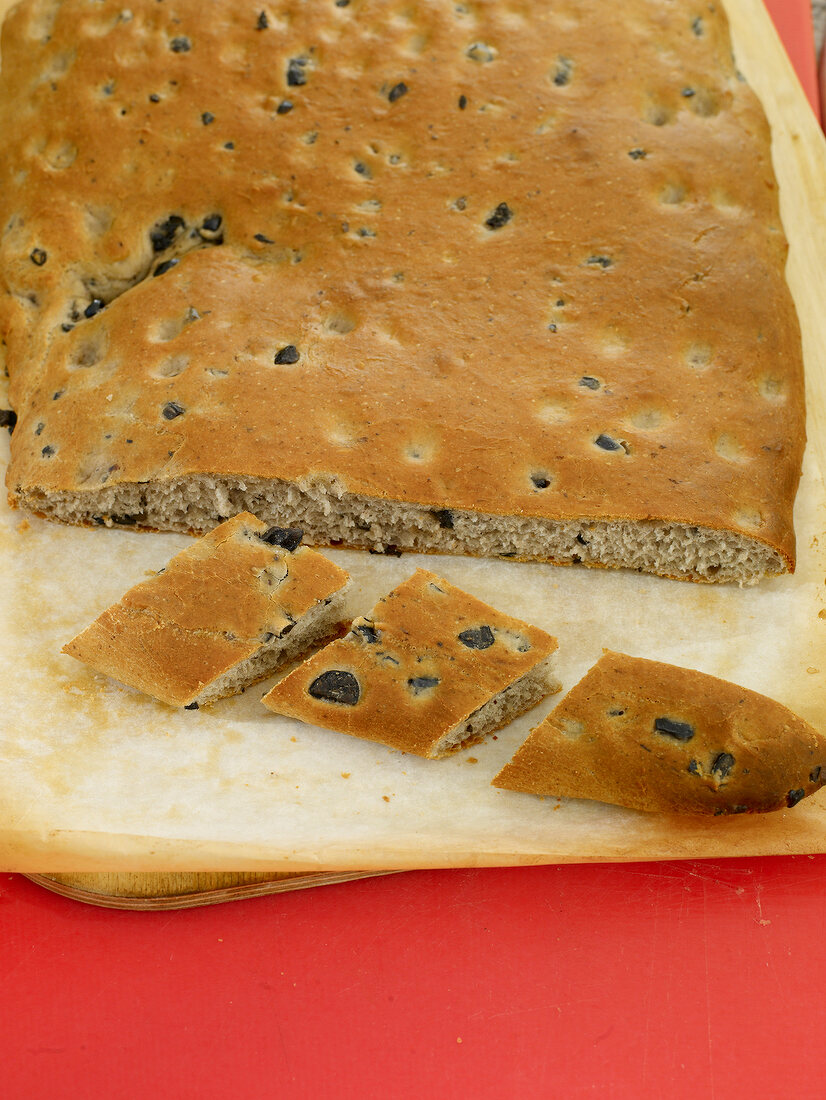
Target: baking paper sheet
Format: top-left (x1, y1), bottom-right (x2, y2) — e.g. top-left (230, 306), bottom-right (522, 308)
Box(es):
top-left (2, 0), bottom-right (826, 870)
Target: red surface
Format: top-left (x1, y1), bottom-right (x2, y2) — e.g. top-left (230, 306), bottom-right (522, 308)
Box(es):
top-left (765, 0), bottom-right (820, 115)
top-left (4, 860), bottom-right (826, 1099)
top-left (1, 5), bottom-right (821, 1100)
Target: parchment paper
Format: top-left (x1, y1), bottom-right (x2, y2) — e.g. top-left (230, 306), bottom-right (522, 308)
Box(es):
top-left (2, 0), bottom-right (826, 871)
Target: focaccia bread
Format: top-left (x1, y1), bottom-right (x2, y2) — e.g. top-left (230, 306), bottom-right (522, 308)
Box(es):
top-left (0, 0), bottom-right (805, 583)
top-left (492, 651), bottom-right (826, 815)
top-left (62, 511), bottom-right (349, 707)
top-left (262, 568), bottom-right (559, 758)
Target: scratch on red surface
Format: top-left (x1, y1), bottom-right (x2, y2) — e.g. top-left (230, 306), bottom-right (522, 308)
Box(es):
top-left (754, 883), bottom-right (772, 927)
top-left (703, 880), bottom-right (717, 1100)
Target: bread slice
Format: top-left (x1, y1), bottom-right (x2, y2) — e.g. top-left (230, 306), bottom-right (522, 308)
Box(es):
top-left (492, 651), bottom-right (826, 815)
top-left (62, 512), bottom-right (349, 707)
top-left (262, 568), bottom-right (559, 758)
top-left (0, 1), bottom-right (805, 583)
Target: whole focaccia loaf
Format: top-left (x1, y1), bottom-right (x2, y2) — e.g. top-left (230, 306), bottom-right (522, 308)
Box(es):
top-left (62, 512), bottom-right (350, 707)
top-left (492, 652), bottom-right (826, 815)
top-left (0, 0), bottom-right (805, 583)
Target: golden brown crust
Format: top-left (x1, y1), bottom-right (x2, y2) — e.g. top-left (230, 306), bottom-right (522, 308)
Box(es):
top-left (61, 511), bottom-right (349, 706)
top-left (492, 651), bottom-right (826, 814)
top-left (262, 568), bottom-right (558, 757)
top-left (0, 1), bottom-right (805, 576)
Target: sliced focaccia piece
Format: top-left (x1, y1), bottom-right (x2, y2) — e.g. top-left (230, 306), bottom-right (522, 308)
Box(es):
top-left (492, 651), bottom-right (826, 815)
top-left (62, 512), bottom-right (349, 707)
top-left (261, 569), bottom-right (559, 758)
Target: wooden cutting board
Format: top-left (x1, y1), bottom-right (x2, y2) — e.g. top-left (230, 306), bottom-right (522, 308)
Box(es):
top-left (6, 0), bottom-right (826, 879)
top-left (25, 871), bottom-right (394, 909)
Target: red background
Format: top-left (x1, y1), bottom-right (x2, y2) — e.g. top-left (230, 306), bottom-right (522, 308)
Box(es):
top-left (2, 4), bottom-right (822, 1098)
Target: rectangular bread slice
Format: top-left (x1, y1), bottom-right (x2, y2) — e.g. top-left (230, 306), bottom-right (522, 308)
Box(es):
top-left (262, 568), bottom-right (560, 758)
top-left (0, 0), bottom-right (805, 583)
top-left (492, 651), bottom-right (826, 815)
top-left (62, 512), bottom-right (350, 707)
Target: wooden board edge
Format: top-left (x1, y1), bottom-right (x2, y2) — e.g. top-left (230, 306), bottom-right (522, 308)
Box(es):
top-left (24, 871), bottom-right (398, 909)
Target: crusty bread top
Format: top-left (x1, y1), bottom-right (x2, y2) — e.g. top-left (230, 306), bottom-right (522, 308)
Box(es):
top-left (492, 651), bottom-right (826, 814)
top-left (262, 568), bottom-right (557, 757)
top-left (62, 511), bottom-right (349, 706)
top-left (0, 0), bottom-right (804, 571)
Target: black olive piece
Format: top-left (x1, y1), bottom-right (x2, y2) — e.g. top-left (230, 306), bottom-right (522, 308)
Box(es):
top-left (0, 409), bottom-right (16, 432)
top-left (458, 94), bottom-right (467, 109)
top-left (547, 323), bottom-right (558, 333)
top-left (279, 619), bottom-right (296, 637)
top-left (628, 148), bottom-right (647, 160)
top-left (571, 553), bottom-right (581, 564)
top-left (153, 257), bottom-right (179, 277)
top-left (653, 716), bottom-right (695, 742)
top-left (259, 526), bottom-right (303, 551)
top-left (352, 621), bottom-right (380, 644)
top-left (408, 676), bottom-right (440, 694)
top-left (531, 474), bottom-right (550, 489)
top-left (388, 82), bottom-right (408, 102)
top-left (184, 701), bottom-right (200, 710)
top-left (201, 111), bottom-right (215, 125)
top-left (335, 0), bottom-right (350, 6)
top-left (256, 10), bottom-right (268, 29)
top-left (41, 444), bottom-right (55, 457)
top-left (579, 376), bottom-right (600, 389)
top-left (30, 248), bottom-right (47, 266)
top-left (202, 214), bottom-right (222, 231)
top-left (274, 345), bottom-right (300, 365)
top-left (811, 766), bottom-right (822, 783)
top-left (553, 57), bottom-right (573, 86)
top-left (223, 142), bottom-right (235, 150)
top-left (586, 255), bottom-right (613, 268)
top-left (431, 509), bottom-right (454, 529)
top-left (692, 16), bottom-right (704, 35)
top-left (711, 752), bottom-right (735, 780)
top-left (787, 789), bottom-right (806, 808)
top-left (681, 87), bottom-right (695, 98)
top-left (84, 299), bottom-right (105, 318)
top-left (608, 708), bottom-right (625, 717)
top-left (150, 215), bottom-right (186, 251)
top-left (308, 669), bottom-right (360, 706)
top-left (149, 93), bottom-right (161, 103)
top-left (162, 401), bottom-right (185, 420)
top-left (52, 390), bottom-right (64, 400)
top-left (595, 434), bottom-right (623, 452)
top-left (369, 545), bottom-right (403, 556)
top-left (61, 323), bottom-right (74, 332)
top-left (170, 36), bottom-right (191, 52)
top-left (485, 202), bottom-right (513, 230)
top-left (287, 58), bottom-right (308, 86)
top-left (354, 161), bottom-right (371, 178)
top-left (277, 100), bottom-right (294, 114)
top-left (111, 514), bottom-right (138, 525)
top-left (35, 422), bottom-right (44, 435)
top-left (458, 625), bottom-right (495, 650)
top-left (687, 759), bottom-right (700, 774)
top-left (254, 233), bottom-right (275, 244)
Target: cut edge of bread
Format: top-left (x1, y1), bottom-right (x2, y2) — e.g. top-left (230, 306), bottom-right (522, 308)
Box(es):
top-left (431, 653), bottom-right (561, 759)
top-left (12, 472), bottom-right (788, 585)
top-left (192, 583), bottom-right (349, 707)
